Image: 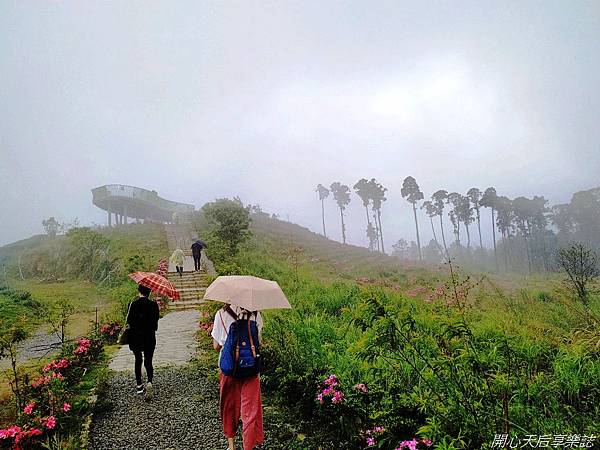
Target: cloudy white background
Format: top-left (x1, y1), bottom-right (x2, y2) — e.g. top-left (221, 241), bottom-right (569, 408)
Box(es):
top-left (1, 1), bottom-right (599, 249)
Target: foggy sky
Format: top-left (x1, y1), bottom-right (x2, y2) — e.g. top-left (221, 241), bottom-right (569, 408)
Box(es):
top-left (1, 1), bottom-right (600, 249)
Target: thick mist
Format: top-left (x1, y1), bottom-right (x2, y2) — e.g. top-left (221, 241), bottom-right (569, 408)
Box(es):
top-left (1, 1), bottom-right (599, 248)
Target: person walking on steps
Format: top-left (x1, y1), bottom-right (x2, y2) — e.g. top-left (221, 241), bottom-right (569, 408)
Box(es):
top-left (191, 239), bottom-right (206, 272)
top-left (127, 284), bottom-right (160, 400)
top-left (212, 304), bottom-right (264, 450)
top-left (170, 247), bottom-right (185, 276)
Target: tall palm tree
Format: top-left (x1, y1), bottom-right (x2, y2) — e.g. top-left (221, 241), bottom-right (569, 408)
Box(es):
top-left (495, 195), bottom-right (514, 271)
top-left (467, 188), bottom-right (483, 248)
top-left (353, 179), bottom-right (373, 248)
top-left (401, 176), bottom-right (424, 260)
top-left (481, 187), bottom-right (499, 269)
top-left (330, 182), bottom-right (351, 244)
top-left (422, 200), bottom-right (442, 253)
top-left (432, 190), bottom-right (449, 257)
top-left (316, 184), bottom-right (330, 238)
top-left (368, 179), bottom-right (387, 253)
top-left (447, 192), bottom-right (463, 245)
top-left (456, 194), bottom-right (474, 249)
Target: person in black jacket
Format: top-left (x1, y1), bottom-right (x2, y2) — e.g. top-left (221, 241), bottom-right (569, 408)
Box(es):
top-left (127, 284), bottom-right (160, 399)
top-left (191, 240), bottom-right (206, 271)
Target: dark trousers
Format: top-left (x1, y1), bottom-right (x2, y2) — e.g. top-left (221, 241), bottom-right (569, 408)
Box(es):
top-left (133, 348), bottom-right (155, 385)
top-left (176, 265), bottom-right (183, 276)
top-left (193, 253), bottom-right (201, 271)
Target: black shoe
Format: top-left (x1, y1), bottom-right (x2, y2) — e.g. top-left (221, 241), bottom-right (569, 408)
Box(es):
top-left (136, 385), bottom-right (144, 395)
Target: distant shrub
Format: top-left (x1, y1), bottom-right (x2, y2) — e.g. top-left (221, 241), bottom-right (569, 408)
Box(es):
top-left (535, 291), bottom-right (554, 302)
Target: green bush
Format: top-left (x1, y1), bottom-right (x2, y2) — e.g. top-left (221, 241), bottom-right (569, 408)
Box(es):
top-left (216, 242), bottom-right (600, 449)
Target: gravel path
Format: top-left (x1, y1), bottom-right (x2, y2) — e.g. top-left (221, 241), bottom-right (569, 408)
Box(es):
top-left (89, 367), bottom-right (226, 450)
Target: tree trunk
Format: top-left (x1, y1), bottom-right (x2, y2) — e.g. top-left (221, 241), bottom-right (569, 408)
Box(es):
top-left (439, 214), bottom-right (449, 258)
top-left (465, 223), bottom-right (471, 249)
top-left (477, 209), bottom-right (483, 248)
top-left (491, 208), bottom-right (498, 270)
top-left (373, 210), bottom-right (380, 252)
top-left (430, 217), bottom-right (443, 257)
top-left (321, 199), bottom-right (327, 238)
top-left (339, 208), bottom-right (346, 244)
top-left (364, 206), bottom-right (371, 249)
top-left (502, 230), bottom-right (509, 272)
top-left (412, 203), bottom-right (422, 260)
top-left (377, 209), bottom-right (385, 253)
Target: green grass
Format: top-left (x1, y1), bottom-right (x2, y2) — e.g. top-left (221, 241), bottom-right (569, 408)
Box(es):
top-left (197, 214), bottom-right (600, 449)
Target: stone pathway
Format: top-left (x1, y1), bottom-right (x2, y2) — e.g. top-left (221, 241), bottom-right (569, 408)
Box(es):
top-left (0, 331), bottom-right (61, 369)
top-left (109, 310), bottom-right (199, 371)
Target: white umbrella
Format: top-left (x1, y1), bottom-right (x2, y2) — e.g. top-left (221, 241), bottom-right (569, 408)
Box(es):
top-left (203, 275), bottom-right (292, 311)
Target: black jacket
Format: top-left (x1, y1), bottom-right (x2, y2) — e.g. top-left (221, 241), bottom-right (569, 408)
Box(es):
top-left (191, 241), bottom-right (204, 256)
top-left (127, 296), bottom-right (160, 351)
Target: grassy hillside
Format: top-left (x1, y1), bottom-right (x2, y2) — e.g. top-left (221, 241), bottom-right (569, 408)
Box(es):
top-left (249, 213), bottom-right (444, 287)
top-left (0, 223), bottom-right (169, 341)
top-left (198, 212), bottom-right (600, 449)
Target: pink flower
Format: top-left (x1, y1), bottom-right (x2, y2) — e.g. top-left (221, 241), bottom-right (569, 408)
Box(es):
top-left (373, 426), bottom-right (385, 433)
top-left (322, 386), bottom-right (334, 396)
top-left (28, 428), bottom-right (42, 438)
top-left (324, 374), bottom-right (338, 387)
top-left (366, 437), bottom-right (376, 446)
top-left (421, 438), bottom-right (432, 447)
top-left (398, 439), bottom-right (418, 450)
top-left (316, 393), bottom-right (324, 404)
top-left (331, 390), bottom-right (344, 403)
top-left (62, 402), bottom-right (71, 413)
top-left (354, 383), bottom-right (368, 393)
top-left (43, 416), bottom-right (57, 430)
top-left (23, 402), bottom-right (35, 415)
top-left (0, 426), bottom-right (21, 439)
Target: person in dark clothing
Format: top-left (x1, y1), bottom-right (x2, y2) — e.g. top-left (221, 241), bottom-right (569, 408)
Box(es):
top-left (191, 240), bottom-right (206, 271)
top-left (127, 284), bottom-right (160, 399)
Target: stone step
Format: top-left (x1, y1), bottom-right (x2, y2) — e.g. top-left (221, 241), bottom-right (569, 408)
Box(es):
top-left (169, 283), bottom-right (210, 288)
top-left (170, 299), bottom-right (204, 310)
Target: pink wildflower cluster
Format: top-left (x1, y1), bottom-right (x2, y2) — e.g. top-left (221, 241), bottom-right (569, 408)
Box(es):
top-left (405, 286), bottom-right (429, 298)
top-left (316, 374), bottom-right (344, 405)
top-left (395, 437), bottom-right (433, 450)
top-left (365, 426), bottom-right (385, 447)
top-left (354, 383), bottom-right (368, 393)
top-left (42, 416), bottom-right (57, 430)
top-left (99, 322), bottom-right (121, 337)
top-left (425, 283), bottom-right (446, 302)
top-left (198, 321), bottom-right (213, 333)
top-left (156, 259), bottom-right (168, 277)
top-left (43, 358), bottom-right (70, 373)
top-left (0, 425), bottom-right (43, 448)
top-left (74, 337), bottom-right (91, 355)
top-left (23, 402), bottom-right (36, 415)
top-left (31, 371), bottom-right (64, 388)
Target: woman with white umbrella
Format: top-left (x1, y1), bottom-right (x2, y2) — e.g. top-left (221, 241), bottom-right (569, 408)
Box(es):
top-left (204, 275), bottom-right (291, 450)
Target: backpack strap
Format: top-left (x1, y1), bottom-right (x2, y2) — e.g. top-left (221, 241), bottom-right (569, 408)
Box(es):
top-left (219, 311), bottom-right (228, 337)
top-left (247, 320), bottom-right (257, 358)
top-left (223, 305), bottom-right (238, 321)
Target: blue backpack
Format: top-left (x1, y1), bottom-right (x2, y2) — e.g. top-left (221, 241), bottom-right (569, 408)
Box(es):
top-left (219, 307), bottom-right (261, 378)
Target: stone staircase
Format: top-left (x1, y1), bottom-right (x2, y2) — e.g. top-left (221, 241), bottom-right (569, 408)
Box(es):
top-left (164, 222), bottom-right (215, 310)
top-left (168, 271), bottom-right (210, 309)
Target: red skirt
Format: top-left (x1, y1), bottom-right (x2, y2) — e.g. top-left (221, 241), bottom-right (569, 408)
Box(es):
top-left (219, 373), bottom-right (264, 450)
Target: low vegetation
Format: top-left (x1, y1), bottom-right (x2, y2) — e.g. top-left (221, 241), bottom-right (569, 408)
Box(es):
top-left (198, 211), bottom-right (600, 449)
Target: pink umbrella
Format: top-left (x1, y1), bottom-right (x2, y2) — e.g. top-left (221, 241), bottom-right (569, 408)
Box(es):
top-left (203, 276), bottom-right (291, 311)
